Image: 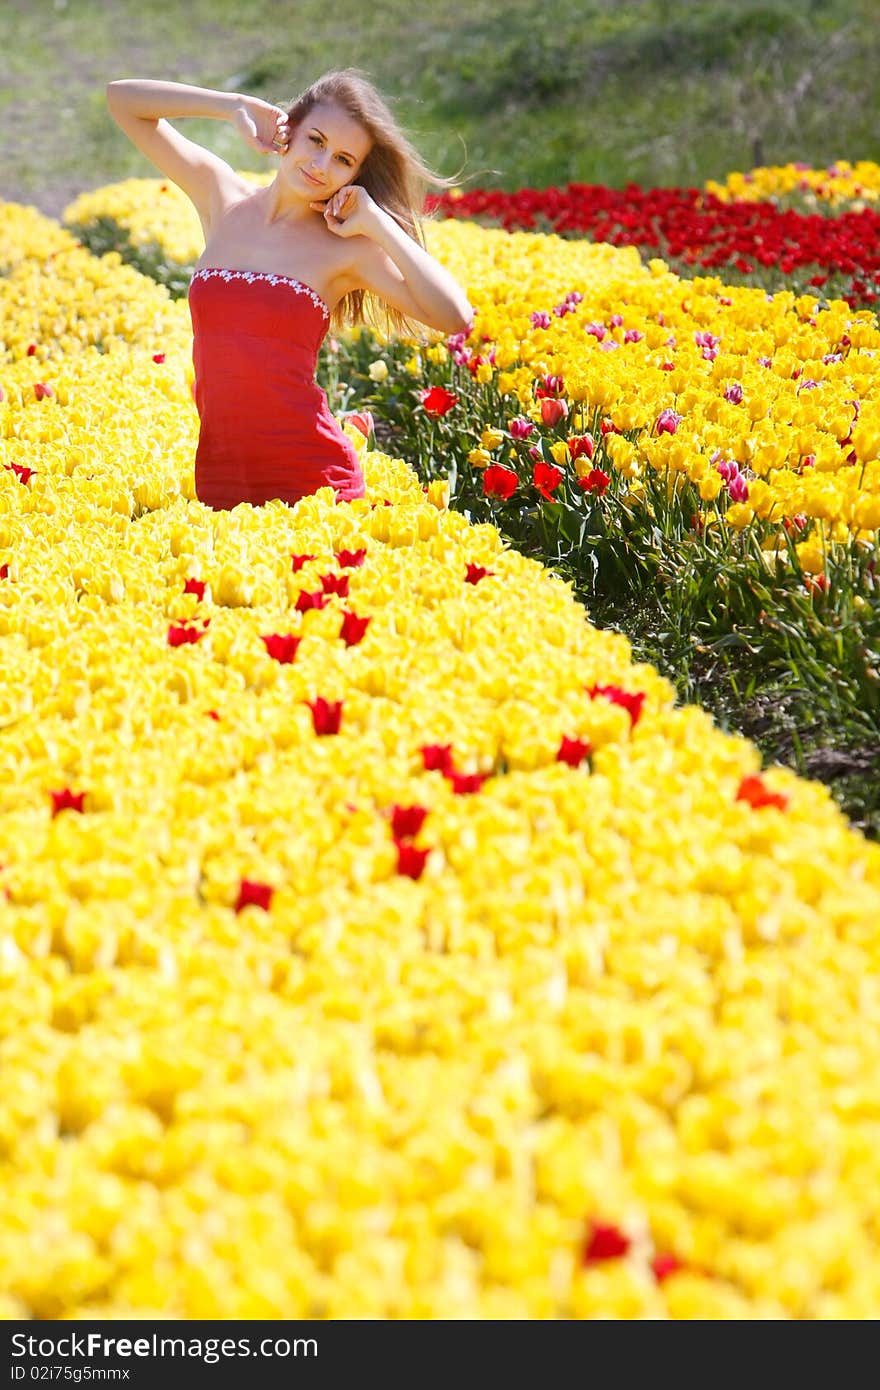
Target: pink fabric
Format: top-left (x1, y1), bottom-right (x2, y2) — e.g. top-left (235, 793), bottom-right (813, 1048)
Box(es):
top-left (188, 268), bottom-right (366, 509)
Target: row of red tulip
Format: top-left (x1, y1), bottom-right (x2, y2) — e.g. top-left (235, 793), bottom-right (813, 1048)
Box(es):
top-left (425, 183), bottom-right (880, 309)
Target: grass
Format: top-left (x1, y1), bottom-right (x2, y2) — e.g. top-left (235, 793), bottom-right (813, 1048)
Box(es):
top-left (2, 0), bottom-right (879, 219)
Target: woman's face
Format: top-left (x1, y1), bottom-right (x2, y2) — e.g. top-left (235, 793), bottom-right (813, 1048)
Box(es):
top-left (283, 101), bottom-right (372, 200)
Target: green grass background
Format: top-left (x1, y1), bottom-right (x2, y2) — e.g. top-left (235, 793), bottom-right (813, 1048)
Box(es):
top-left (2, 0), bottom-right (879, 219)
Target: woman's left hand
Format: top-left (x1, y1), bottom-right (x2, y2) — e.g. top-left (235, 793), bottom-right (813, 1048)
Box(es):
top-left (310, 184), bottom-right (381, 238)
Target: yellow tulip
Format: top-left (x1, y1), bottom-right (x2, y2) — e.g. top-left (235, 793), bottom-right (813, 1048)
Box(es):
top-left (480, 428), bottom-right (505, 451)
top-left (852, 418), bottom-right (880, 464)
top-left (467, 448), bottom-right (492, 469)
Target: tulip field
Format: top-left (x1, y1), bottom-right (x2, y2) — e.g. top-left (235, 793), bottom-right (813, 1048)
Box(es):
top-left (1, 160), bottom-right (880, 1319)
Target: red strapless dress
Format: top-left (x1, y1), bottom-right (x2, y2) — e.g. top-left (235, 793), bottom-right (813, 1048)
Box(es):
top-left (187, 267), bottom-right (366, 509)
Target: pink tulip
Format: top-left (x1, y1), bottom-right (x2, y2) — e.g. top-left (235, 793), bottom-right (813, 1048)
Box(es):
top-left (655, 408), bottom-right (682, 435)
top-left (509, 416), bottom-right (534, 439)
top-left (728, 473), bottom-right (750, 503)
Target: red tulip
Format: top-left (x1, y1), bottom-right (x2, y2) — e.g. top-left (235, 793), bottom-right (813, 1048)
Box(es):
top-left (50, 788), bottom-right (86, 817)
top-left (447, 770), bottom-right (488, 795)
top-left (557, 735), bottom-right (592, 766)
top-left (320, 572), bottom-right (350, 597)
top-left (345, 410), bottom-right (374, 437)
top-left (577, 468), bottom-right (610, 496)
top-left (539, 397), bottom-right (569, 427)
top-left (391, 804), bottom-right (429, 840)
top-left (420, 743), bottom-right (455, 774)
top-left (465, 563), bottom-right (493, 584)
top-left (583, 1221), bottom-right (631, 1264)
top-left (587, 683), bottom-right (646, 727)
top-left (419, 386), bottom-right (459, 418)
top-left (533, 462), bottom-right (564, 498)
top-left (339, 609), bottom-right (371, 646)
top-left (261, 632), bottom-right (302, 664)
top-left (307, 697), bottom-right (343, 735)
top-left (295, 589), bottom-right (330, 612)
top-left (735, 774), bottom-right (789, 810)
top-left (567, 434), bottom-right (595, 460)
top-left (235, 879), bottom-right (274, 912)
top-left (396, 842), bottom-right (431, 879)
top-left (651, 1253), bottom-right (685, 1283)
top-left (482, 464), bottom-right (518, 500)
top-left (6, 462), bottom-right (35, 485)
top-left (168, 621), bottom-right (208, 646)
top-left (336, 547), bottom-right (366, 568)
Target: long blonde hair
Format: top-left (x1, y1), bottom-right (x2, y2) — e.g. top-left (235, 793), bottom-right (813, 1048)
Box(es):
top-left (280, 68), bottom-right (462, 341)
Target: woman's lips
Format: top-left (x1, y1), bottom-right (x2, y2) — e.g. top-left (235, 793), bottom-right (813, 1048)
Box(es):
top-left (301, 170), bottom-right (324, 187)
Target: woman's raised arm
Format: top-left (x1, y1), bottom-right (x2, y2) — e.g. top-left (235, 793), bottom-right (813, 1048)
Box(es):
top-left (105, 80), bottom-right (289, 223)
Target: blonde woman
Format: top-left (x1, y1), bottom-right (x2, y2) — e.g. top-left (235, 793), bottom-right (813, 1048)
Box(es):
top-left (106, 70), bottom-right (472, 510)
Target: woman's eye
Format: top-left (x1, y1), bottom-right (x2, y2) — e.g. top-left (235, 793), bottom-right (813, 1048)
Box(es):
top-left (310, 134), bottom-right (349, 165)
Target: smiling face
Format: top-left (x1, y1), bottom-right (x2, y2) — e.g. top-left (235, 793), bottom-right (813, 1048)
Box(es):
top-left (285, 100), bottom-right (372, 200)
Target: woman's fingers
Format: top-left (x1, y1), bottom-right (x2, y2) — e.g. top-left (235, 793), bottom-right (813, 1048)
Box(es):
top-left (273, 114), bottom-right (290, 150)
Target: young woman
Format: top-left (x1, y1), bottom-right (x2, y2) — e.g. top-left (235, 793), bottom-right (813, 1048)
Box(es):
top-left (105, 70), bottom-right (473, 511)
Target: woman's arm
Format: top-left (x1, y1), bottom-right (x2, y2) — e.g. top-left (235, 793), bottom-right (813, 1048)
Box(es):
top-left (313, 185), bottom-right (473, 336)
top-left (106, 78), bottom-right (243, 122)
top-left (106, 81), bottom-right (289, 225)
top-left (363, 209), bottom-right (474, 336)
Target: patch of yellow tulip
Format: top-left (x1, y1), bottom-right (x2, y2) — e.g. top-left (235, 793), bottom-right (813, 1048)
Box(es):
top-left (2, 201), bottom-right (880, 1319)
top-left (706, 159), bottom-right (880, 209)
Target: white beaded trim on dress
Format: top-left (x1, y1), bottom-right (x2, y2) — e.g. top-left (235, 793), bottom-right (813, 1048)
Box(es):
top-left (191, 267), bottom-right (330, 321)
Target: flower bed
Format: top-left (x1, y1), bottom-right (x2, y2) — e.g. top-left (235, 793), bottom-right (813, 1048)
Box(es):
top-left (706, 159), bottom-right (880, 209)
top-left (2, 200), bottom-right (880, 1319)
top-left (425, 184), bottom-right (880, 312)
top-left (52, 180), bottom-right (880, 833)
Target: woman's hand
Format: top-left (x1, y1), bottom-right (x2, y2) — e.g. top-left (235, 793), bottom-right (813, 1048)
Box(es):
top-left (231, 96), bottom-right (290, 155)
top-left (310, 184), bottom-right (382, 238)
